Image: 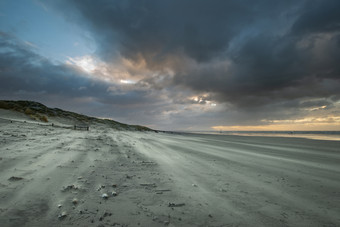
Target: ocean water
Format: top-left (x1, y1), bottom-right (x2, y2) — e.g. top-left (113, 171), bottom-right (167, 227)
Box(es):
top-left (190, 131), bottom-right (340, 141)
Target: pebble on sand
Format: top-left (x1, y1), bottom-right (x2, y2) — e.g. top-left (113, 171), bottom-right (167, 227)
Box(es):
top-left (62, 184), bottom-right (78, 191)
top-left (8, 176), bottom-right (23, 181)
top-left (72, 198), bottom-right (78, 204)
top-left (168, 203), bottom-right (186, 207)
top-left (97, 184), bottom-right (105, 191)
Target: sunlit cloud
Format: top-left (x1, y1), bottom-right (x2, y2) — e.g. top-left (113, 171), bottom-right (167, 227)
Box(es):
top-left (66, 55), bottom-right (97, 73)
top-left (65, 55), bottom-right (140, 85)
top-left (307, 106), bottom-right (327, 111)
top-left (120, 79), bottom-right (136, 84)
top-left (262, 116), bottom-right (340, 124)
top-left (188, 93), bottom-right (217, 107)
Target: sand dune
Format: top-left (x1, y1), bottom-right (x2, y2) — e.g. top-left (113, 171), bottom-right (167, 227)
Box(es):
top-left (0, 110), bottom-right (339, 226)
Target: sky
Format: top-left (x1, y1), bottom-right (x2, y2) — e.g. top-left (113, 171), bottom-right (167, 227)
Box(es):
top-left (0, 0), bottom-right (340, 131)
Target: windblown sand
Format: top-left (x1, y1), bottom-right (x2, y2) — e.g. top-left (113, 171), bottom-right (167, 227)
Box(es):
top-left (0, 111), bottom-right (339, 226)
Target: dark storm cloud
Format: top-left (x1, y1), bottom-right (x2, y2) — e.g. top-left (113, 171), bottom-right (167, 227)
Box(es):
top-left (0, 32), bottom-right (100, 95)
top-left (291, 0), bottom-right (340, 35)
top-left (50, 0), bottom-right (300, 63)
top-left (2, 0), bottom-right (338, 129)
top-left (0, 32), bottom-right (158, 114)
top-left (175, 32), bottom-right (340, 107)
top-left (47, 0), bottom-right (340, 111)
top-left (299, 99), bottom-right (333, 108)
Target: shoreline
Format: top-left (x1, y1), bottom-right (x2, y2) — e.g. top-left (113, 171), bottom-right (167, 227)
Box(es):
top-left (175, 130), bottom-right (340, 141)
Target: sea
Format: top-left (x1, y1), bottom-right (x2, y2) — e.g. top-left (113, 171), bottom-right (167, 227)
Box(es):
top-left (188, 131), bottom-right (340, 141)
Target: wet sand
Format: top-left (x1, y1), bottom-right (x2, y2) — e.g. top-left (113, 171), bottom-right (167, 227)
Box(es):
top-left (0, 111), bottom-right (339, 226)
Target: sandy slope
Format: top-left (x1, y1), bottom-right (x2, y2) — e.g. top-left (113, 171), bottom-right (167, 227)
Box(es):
top-left (0, 111), bottom-right (339, 227)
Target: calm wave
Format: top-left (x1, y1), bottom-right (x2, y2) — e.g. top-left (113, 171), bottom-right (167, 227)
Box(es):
top-left (189, 131), bottom-right (340, 141)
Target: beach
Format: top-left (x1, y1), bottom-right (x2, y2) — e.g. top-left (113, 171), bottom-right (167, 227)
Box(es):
top-left (0, 111), bottom-right (339, 226)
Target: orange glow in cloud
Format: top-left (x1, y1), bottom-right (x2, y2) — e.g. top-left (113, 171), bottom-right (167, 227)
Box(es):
top-left (212, 116), bottom-right (340, 131)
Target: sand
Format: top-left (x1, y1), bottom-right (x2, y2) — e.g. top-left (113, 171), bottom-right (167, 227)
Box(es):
top-left (0, 110), bottom-right (339, 227)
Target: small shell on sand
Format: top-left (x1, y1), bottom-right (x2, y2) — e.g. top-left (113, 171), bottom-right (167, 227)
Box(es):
top-left (111, 191), bottom-right (117, 196)
top-left (58, 204), bottom-right (62, 208)
top-left (58, 211), bottom-right (67, 219)
top-left (101, 193), bottom-right (108, 199)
